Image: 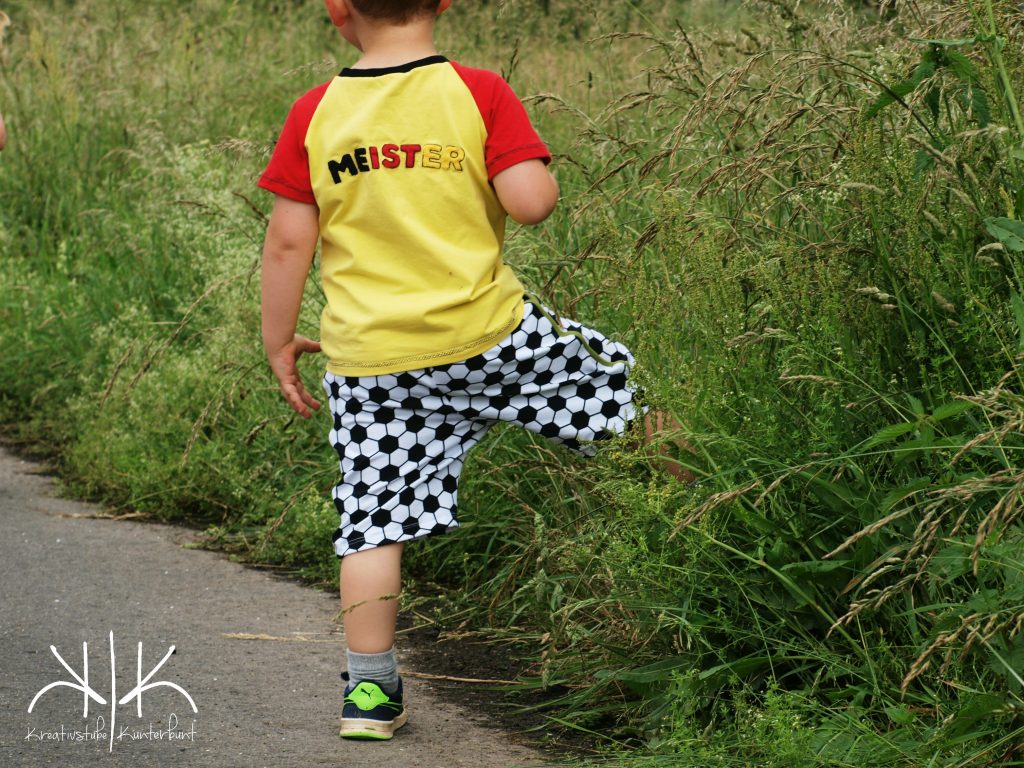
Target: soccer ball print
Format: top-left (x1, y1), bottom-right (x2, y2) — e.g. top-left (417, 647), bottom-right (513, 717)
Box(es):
top-left (323, 301), bottom-right (641, 557)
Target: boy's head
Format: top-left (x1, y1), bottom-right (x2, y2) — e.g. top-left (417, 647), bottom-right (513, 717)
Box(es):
top-left (345, 0), bottom-right (443, 24)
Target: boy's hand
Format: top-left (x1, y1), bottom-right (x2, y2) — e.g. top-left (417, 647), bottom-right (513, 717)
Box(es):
top-left (267, 335), bottom-right (322, 418)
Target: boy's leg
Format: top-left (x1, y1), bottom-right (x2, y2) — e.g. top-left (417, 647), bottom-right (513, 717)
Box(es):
top-left (322, 368), bottom-right (488, 740)
top-left (340, 541), bottom-right (403, 654)
top-left (642, 410), bottom-right (696, 484)
top-left (338, 542), bottom-right (407, 739)
top-left (443, 300), bottom-right (696, 482)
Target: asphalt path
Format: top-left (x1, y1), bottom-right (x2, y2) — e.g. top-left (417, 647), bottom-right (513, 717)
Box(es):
top-left (0, 446), bottom-right (546, 768)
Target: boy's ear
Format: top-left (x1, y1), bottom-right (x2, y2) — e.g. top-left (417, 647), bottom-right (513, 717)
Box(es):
top-left (323, 0), bottom-right (349, 27)
top-left (436, 0), bottom-right (452, 15)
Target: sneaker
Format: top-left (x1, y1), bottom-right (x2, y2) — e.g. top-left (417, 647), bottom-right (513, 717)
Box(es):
top-left (339, 672), bottom-right (408, 740)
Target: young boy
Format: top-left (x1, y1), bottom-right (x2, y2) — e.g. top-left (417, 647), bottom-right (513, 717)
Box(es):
top-left (258, 0), bottom-right (676, 741)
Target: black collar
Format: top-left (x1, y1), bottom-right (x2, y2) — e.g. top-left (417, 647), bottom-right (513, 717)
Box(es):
top-left (339, 55), bottom-right (448, 78)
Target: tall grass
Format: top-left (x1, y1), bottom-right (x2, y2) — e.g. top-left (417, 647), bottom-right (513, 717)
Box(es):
top-left (1, 0), bottom-right (1022, 764)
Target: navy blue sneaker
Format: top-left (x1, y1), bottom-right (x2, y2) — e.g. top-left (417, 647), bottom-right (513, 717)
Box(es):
top-left (339, 672), bottom-right (407, 740)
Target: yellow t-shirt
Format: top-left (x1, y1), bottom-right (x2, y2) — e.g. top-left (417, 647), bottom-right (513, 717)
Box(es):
top-left (259, 56), bottom-right (551, 375)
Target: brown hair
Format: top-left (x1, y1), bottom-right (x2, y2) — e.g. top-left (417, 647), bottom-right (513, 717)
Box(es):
top-left (350, 0), bottom-right (442, 23)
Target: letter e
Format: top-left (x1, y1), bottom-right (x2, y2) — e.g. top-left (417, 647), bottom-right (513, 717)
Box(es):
top-left (421, 144), bottom-right (442, 169)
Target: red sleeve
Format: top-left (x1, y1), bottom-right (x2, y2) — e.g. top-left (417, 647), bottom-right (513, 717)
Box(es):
top-left (257, 82), bottom-right (331, 205)
top-left (449, 63), bottom-right (551, 180)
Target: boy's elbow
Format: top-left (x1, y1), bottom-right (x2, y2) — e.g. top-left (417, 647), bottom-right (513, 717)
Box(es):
top-left (263, 196), bottom-right (320, 264)
top-left (507, 198), bottom-right (556, 225)
top-left (493, 161), bottom-right (559, 225)
top-left (503, 174), bottom-right (559, 225)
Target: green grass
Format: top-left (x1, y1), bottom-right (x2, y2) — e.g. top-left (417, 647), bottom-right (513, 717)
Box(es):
top-left (1, 0), bottom-right (1023, 764)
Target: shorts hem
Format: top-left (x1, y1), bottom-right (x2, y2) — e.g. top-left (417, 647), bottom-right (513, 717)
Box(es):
top-left (333, 522), bottom-right (460, 558)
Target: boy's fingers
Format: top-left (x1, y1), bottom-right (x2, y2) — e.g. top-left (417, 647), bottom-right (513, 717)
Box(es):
top-left (298, 385), bottom-right (321, 412)
top-left (268, 337), bottom-right (321, 416)
top-left (281, 379), bottom-right (320, 418)
top-left (288, 393), bottom-right (312, 418)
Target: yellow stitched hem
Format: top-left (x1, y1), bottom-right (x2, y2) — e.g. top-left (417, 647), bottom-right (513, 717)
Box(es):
top-left (325, 304), bottom-right (524, 377)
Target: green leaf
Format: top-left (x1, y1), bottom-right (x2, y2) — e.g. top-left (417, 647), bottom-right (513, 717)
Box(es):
top-left (864, 60), bottom-right (936, 120)
top-left (1011, 147), bottom-right (1024, 161)
top-left (879, 477), bottom-right (931, 512)
top-left (970, 85), bottom-right (990, 127)
top-left (612, 656), bottom-right (691, 684)
top-left (913, 149), bottom-right (935, 175)
top-left (931, 542), bottom-right (973, 582)
top-left (931, 400), bottom-right (974, 422)
top-left (1012, 291), bottom-right (1024, 353)
top-left (984, 217), bottom-right (1024, 251)
top-left (908, 37), bottom-right (977, 47)
top-left (966, 588), bottom-right (1003, 613)
top-left (781, 558), bottom-right (851, 575)
top-left (906, 394), bottom-right (925, 417)
top-left (987, 638), bottom-right (1024, 691)
top-left (698, 656), bottom-right (774, 683)
top-left (947, 693), bottom-right (1007, 738)
top-left (945, 50), bottom-right (980, 82)
top-left (803, 474), bottom-right (861, 513)
top-left (764, 537), bottom-right (797, 568)
top-left (892, 434), bottom-right (937, 469)
top-left (863, 421), bottom-right (917, 449)
top-left (924, 85), bottom-right (940, 122)
top-left (885, 704), bottom-right (916, 724)
top-left (958, 83), bottom-right (991, 128)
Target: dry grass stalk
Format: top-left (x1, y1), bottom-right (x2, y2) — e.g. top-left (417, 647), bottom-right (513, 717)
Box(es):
top-left (675, 479), bottom-right (762, 530)
top-left (825, 356), bottom-right (1024, 688)
top-left (901, 607), bottom-right (1024, 694)
top-left (223, 632), bottom-right (341, 643)
top-left (826, 505), bottom-right (917, 559)
top-left (930, 290), bottom-right (955, 313)
top-left (725, 327), bottom-right (785, 348)
top-left (778, 372), bottom-right (841, 387)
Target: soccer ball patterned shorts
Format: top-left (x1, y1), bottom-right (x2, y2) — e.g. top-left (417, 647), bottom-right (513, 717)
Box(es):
top-left (322, 300), bottom-right (643, 557)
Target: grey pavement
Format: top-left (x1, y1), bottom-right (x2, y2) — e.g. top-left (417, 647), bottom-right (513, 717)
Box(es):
top-left (0, 446), bottom-right (546, 768)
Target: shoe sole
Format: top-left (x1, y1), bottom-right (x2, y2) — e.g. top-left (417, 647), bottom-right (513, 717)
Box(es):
top-left (339, 711), bottom-right (408, 740)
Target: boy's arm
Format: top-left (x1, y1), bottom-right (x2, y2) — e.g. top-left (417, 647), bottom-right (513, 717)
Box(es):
top-left (261, 195), bottom-right (322, 418)
top-left (492, 159), bottom-right (559, 225)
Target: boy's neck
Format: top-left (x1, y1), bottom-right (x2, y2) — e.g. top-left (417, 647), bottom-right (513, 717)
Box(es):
top-left (348, 20), bottom-right (440, 69)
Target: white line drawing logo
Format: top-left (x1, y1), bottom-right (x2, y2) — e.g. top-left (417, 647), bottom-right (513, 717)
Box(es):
top-left (27, 631), bottom-right (197, 752)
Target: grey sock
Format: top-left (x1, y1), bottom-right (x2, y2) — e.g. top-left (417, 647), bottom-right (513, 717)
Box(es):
top-left (347, 648), bottom-right (400, 694)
